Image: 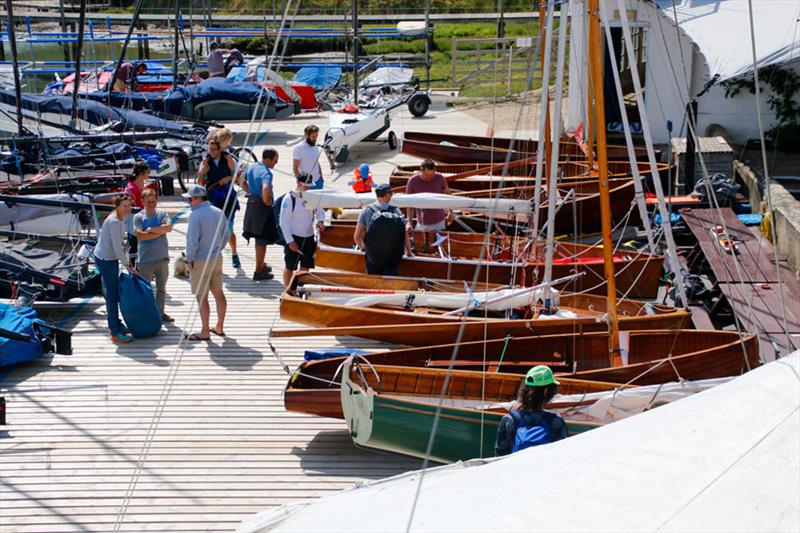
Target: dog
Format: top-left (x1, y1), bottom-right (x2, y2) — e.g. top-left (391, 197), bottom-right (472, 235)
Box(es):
top-left (173, 252), bottom-right (189, 278)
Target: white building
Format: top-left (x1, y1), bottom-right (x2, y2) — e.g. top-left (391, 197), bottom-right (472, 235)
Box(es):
top-left (566, 0), bottom-right (800, 146)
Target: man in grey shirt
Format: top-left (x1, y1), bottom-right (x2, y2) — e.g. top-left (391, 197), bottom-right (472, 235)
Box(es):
top-left (208, 42), bottom-right (232, 78)
top-left (183, 185), bottom-right (231, 341)
top-left (133, 189), bottom-right (173, 323)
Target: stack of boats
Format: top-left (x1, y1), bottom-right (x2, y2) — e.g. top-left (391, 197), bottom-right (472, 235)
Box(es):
top-left (272, 129), bottom-right (761, 464)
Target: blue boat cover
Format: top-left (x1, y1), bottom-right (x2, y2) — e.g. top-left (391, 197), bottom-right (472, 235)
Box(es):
top-left (303, 347), bottom-right (368, 362)
top-left (177, 77), bottom-right (274, 104)
top-left (737, 214), bottom-right (763, 226)
top-left (0, 87), bottom-right (202, 138)
top-left (118, 273), bottom-right (162, 338)
top-left (135, 147), bottom-right (164, 170)
top-left (0, 304), bottom-right (45, 367)
top-left (293, 66), bottom-right (342, 90)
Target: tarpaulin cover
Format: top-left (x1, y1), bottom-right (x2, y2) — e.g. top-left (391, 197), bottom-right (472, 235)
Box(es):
top-left (135, 147), bottom-right (164, 171)
top-left (177, 77), bottom-right (276, 105)
top-left (0, 303), bottom-right (43, 366)
top-left (238, 352), bottom-right (800, 533)
top-left (0, 194), bottom-right (90, 226)
top-left (118, 272), bottom-right (162, 338)
top-left (293, 66), bottom-right (342, 90)
top-left (656, 0), bottom-right (800, 80)
top-left (303, 348), bottom-right (367, 362)
top-left (84, 90), bottom-right (187, 115)
top-left (0, 86), bottom-right (201, 137)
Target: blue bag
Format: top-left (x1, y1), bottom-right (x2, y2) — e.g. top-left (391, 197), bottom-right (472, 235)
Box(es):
top-left (510, 411), bottom-right (552, 452)
top-left (0, 304), bottom-right (43, 366)
top-left (118, 273), bottom-right (163, 338)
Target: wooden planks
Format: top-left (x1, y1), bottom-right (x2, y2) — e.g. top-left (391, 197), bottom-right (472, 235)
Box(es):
top-left (0, 196), bottom-right (419, 532)
top-left (682, 207), bottom-right (789, 284)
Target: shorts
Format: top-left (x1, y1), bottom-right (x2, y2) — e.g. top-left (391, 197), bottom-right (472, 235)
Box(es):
top-left (416, 220), bottom-right (447, 232)
top-left (284, 235), bottom-right (317, 270)
top-left (190, 256), bottom-right (223, 296)
top-left (228, 219), bottom-right (235, 235)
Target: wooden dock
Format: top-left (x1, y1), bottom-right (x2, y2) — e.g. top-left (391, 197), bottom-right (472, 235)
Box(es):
top-left (682, 207), bottom-right (800, 362)
top-left (0, 105), bottom-right (493, 531)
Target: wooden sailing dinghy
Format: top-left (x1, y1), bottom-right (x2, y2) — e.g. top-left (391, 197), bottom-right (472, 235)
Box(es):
top-left (283, 329), bottom-right (759, 419)
top-left (276, 271), bottom-right (688, 345)
top-left (399, 131), bottom-right (660, 164)
top-left (339, 360), bottom-right (728, 463)
top-left (315, 225), bottom-right (663, 297)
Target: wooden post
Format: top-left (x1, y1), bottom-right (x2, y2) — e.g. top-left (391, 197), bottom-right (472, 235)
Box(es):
top-left (143, 23), bottom-right (150, 60)
top-left (137, 23), bottom-right (144, 59)
top-left (4, 0), bottom-right (23, 137)
top-left (59, 0), bottom-right (71, 62)
top-left (424, 0), bottom-right (431, 89)
top-left (451, 38), bottom-right (457, 85)
top-left (587, 0), bottom-right (621, 366)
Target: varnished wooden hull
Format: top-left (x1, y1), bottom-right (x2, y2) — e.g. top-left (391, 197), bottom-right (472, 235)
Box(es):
top-left (283, 330), bottom-right (759, 419)
top-left (399, 131), bottom-right (659, 164)
top-left (279, 271), bottom-right (687, 343)
top-left (315, 226), bottom-right (663, 298)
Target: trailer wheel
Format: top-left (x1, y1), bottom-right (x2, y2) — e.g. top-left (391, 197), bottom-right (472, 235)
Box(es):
top-left (408, 94), bottom-right (430, 117)
top-left (388, 131), bottom-right (397, 150)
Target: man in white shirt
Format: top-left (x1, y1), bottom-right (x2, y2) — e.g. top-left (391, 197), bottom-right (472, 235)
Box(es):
top-left (279, 173), bottom-right (325, 286)
top-left (292, 124), bottom-right (324, 190)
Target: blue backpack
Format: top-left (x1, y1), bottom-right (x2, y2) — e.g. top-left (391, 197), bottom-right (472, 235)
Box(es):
top-left (272, 193), bottom-right (296, 246)
top-left (118, 273), bottom-right (163, 338)
top-left (509, 411), bottom-right (553, 452)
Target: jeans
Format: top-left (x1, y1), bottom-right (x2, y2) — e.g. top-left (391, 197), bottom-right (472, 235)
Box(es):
top-left (365, 257), bottom-right (398, 276)
top-left (95, 256), bottom-right (123, 334)
top-left (137, 257), bottom-right (169, 313)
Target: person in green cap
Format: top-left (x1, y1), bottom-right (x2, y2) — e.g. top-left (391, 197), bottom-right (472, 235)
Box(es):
top-left (494, 365), bottom-right (568, 456)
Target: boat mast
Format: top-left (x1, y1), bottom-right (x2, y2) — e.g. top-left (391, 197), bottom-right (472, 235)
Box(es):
top-left (71, 0), bottom-right (87, 126)
top-left (584, 1), bottom-right (595, 168)
top-left (531, 2), bottom-right (555, 240)
top-left (587, 0), bottom-right (621, 366)
top-left (107, 0), bottom-right (145, 104)
top-left (351, 0), bottom-right (359, 103)
top-left (172, 0), bottom-right (180, 91)
top-left (4, 0), bottom-right (24, 137)
top-left (539, 1), bottom-right (552, 182)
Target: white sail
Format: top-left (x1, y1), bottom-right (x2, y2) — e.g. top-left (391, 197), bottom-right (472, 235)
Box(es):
top-left (299, 189), bottom-right (532, 214)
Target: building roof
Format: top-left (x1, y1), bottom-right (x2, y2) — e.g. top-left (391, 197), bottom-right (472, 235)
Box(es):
top-left (655, 0), bottom-right (800, 81)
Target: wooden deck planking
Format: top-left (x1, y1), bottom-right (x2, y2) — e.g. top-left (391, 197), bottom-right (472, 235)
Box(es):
top-left (0, 189), bottom-right (422, 532)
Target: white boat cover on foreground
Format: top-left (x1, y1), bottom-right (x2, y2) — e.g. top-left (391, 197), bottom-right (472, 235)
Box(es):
top-left (239, 351), bottom-right (800, 533)
top-left (299, 189), bottom-right (532, 214)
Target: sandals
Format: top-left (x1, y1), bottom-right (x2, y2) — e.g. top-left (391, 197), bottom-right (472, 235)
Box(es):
top-left (186, 332), bottom-right (210, 341)
top-left (210, 327), bottom-right (226, 338)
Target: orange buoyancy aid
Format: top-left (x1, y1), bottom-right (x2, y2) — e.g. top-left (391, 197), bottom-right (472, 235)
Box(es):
top-left (351, 168), bottom-right (375, 193)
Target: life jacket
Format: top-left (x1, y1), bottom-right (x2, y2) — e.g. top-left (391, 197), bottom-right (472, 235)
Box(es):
top-left (351, 168), bottom-right (375, 193)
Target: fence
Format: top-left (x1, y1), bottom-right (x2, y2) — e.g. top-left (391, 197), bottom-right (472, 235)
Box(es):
top-left (450, 36), bottom-right (537, 95)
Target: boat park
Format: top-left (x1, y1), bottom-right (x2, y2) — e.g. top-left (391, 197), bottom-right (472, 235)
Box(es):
top-left (1, 1), bottom-right (799, 532)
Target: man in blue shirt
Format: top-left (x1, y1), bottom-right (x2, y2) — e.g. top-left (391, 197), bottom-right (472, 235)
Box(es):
top-left (238, 148), bottom-right (279, 281)
top-left (133, 189), bottom-right (173, 322)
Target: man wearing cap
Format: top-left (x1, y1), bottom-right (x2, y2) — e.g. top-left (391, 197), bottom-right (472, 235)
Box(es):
top-left (279, 173), bottom-right (325, 286)
top-left (354, 184), bottom-right (413, 276)
top-left (183, 185), bottom-right (231, 340)
top-left (494, 365), bottom-right (568, 456)
top-left (292, 124), bottom-right (324, 190)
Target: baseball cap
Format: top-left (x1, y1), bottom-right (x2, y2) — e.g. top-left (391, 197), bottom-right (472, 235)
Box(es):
top-left (210, 41), bottom-right (220, 50)
top-left (525, 365), bottom-right (560, 387)
top-left (375, 183), bottom-right (393, 196)
top-left (182, 184), bottom-right (207, 199)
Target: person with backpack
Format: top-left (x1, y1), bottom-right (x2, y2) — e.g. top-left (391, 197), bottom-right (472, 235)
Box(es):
top-left (278, 173), bottom-right (325, 286)
top-left (354, 183), bottom-right (413, 276)
top-left (494, 365), bottom-right (568, 456)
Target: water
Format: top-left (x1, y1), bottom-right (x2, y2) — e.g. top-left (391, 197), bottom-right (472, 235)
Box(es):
top-left (3, 42), bottom-right (172, 93)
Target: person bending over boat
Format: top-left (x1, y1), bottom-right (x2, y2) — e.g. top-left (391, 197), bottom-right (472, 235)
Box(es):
top-left (198, 139), bottom-right (241, 269)
top-left (279, 173), bottom-right (325, 286)
top-left (94, 194), bottom-right (137, 344)
top-left (354, 183), bottom-right (413, 275)
top-left (405, 159), bottom-right (452, 232)
top-left (183, 185), bottom-right (230, 341)
top-left (134, 188), bottom-right (174, 323)
top-left (208, 42), bottom-right (235, 78)
top-left (292, 124), bottom-right (325, 190)
top-left (113, 61), bottom-right (147, 92)
top-left (238, 148), bottom-right (279, 281)
top-left (495, 366), bottom-right (568, 456)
